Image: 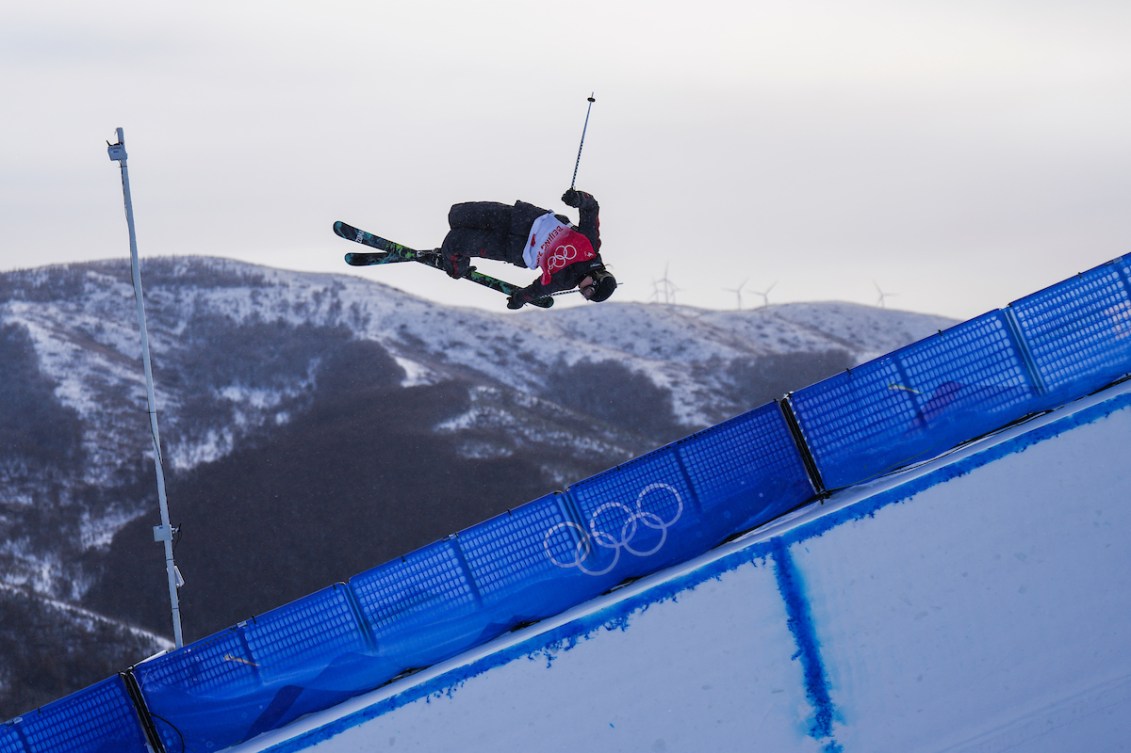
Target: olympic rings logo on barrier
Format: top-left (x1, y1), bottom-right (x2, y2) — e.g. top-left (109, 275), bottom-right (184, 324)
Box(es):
top-left (544, 482), bottom-right (684, 576)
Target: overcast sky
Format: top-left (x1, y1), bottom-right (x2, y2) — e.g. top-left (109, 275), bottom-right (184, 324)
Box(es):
top-left (2, 0), bottom-right (1129, 319)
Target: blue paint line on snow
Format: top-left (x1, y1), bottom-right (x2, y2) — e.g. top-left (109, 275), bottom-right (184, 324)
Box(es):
top-left (771, 538), bottom-right (842, 751)
top-left (256, 387), bottom-right (1131, 753)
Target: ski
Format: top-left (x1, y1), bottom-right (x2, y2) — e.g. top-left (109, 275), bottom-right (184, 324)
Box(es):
top-left (343, 250), bottom-right (411, 266)
top-left (334, 221), bottom-right (553, 309)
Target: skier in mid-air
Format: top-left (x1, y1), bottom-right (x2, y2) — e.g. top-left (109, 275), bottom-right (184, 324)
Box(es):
top-left (436, 188), bottom-right (617, 309)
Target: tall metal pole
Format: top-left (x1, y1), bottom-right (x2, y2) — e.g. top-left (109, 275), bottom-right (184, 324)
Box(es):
top-left (107, 128), bottom-right (184, 649)
top-left (570, 93), bottom-right (596, 190)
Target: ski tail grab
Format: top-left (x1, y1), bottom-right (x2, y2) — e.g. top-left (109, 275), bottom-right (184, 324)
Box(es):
top-left (333, 221), bottom-right (554, 309)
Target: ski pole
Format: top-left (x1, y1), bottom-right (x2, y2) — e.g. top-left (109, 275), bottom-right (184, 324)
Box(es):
top-left (570, 93), bottom-right (596, 190)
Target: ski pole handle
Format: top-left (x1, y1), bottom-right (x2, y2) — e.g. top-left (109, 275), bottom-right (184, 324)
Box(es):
top-left (570, 93), bottom-right (596, 190)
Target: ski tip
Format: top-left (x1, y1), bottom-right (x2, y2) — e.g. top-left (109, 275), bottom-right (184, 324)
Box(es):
top-left (334, 220), bottom-right (361, 240)
top-left (344, 252), bottom-right (377, 267)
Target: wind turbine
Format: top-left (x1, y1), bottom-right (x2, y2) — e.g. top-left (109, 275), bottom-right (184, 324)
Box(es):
top-left (873, 280), bottom-right (897, 309)
top-left (654, 263), bottom-right (679, 304)
top-left (723, 278), bottom-right (750, 310)
top-left (753, 281), bottom-right (777, 308)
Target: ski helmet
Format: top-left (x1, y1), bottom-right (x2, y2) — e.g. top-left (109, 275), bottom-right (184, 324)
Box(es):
top-left (586, 269), bottom-right (617, 302)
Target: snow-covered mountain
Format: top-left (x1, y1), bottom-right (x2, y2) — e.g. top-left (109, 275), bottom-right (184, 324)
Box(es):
top-left (0, 257), bottom-right (954, 716)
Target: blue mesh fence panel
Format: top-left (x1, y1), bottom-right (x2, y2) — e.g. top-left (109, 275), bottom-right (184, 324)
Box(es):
top-left (676, 402), bottom-right (814, 524)
top-left (0, 723), bottom-right (22, 753)
top-left (567, 446), bottom-right (699, 580)
top-left (226, 585), bottom-right (374, 741)
top-left (351, 538), bottom-right (478, 630)
top-left (898, 312), bottom-right (1036, 430)
top-left (460, 494), bottom-right (578, 596)
top-left (243, 584), bottom-right (367, 683)
top-left (135, 626), bottom-right (263, 752)
top-left (790, 312), bottom-right (1041, 489)
top-left (1010, 255), bottom-right (1131, 395)
top-left (134, 626), bottom-right (258, 697)
top-left (135, 586), bottom-right (379, 752)
top-left (459, 494), bottom-right (613, 622)
top-left (349, 538), bottom-right (487, 669)
top-left (16, 676), bottom-right (147, 753)
top-left (788, 355), bottom-right (912, 487)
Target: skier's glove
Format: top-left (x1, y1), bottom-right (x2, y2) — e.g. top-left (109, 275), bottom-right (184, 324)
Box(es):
top-left (561, 189), bottom-right (583, 208)
top-left (443, 252), bottom-right (472, 279)
top-left (506, 291), bottom-right (527, 310)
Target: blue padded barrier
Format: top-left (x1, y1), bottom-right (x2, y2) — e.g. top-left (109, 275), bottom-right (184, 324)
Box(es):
top-left (1009, 254), bottom-right (1131, 396)
top-left (133, 622), bottom-right (258, 699)
top-left (563, 403), bottom-right (814, 584)
top-left (350, 537), bottom-right (488, 672)
top-left (342, 406), bottom-right (816, 705)
top-left (243, 583), bottom-right (369, 682)
top-left (789, 311), bottom-right (1043, 489)
top-left (135, 584), bottom-right (374, 752)
top-left (8, 675), bottom-right (148, 753)
top-left (568, 445), bottom-right (700, 580)
top-left (372, 406), bottom-right (816, 666)
top-left (676, 402), bottom-right (815, 522)
top-left (0, 723), bottom-right (22, 753)
top-left (459, 493), bottom-right (614, 620)
top-left (460, 494), bottom-right (579, 599)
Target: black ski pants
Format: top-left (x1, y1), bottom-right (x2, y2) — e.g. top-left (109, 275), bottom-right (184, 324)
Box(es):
top-left (440, 201), bottom-right (551, 267)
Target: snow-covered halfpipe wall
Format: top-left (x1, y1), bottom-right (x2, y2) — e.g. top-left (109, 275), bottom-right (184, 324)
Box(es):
top-left (233, 377), bottom-right (1131, 753)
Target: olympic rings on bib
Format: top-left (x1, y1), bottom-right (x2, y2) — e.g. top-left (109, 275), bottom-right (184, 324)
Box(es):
top-left (543, 244), bottom-right (578, 273)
